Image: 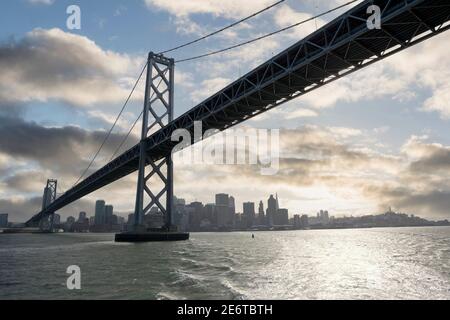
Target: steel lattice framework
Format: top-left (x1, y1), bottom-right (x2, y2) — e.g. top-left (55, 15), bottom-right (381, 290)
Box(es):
top-left (133, 53), bottom-right (175, 229)
top-left (26, 0), bottom-right (450, 226)
top-left (37, 179), bottom-right (57, 229)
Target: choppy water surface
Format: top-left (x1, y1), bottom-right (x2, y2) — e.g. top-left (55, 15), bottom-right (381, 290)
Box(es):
top-left (1, 227), bottom-right (449, 299)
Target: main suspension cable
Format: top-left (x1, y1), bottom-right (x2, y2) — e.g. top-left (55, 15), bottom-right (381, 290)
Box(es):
top-left (72, 62), bottom-right (148, 187)
top-left (158, 0), bottom-right (285, 54)
top-left (175, 0), bottom-right (358, 63)
top-left (108, 74), bottom-right (167, 162)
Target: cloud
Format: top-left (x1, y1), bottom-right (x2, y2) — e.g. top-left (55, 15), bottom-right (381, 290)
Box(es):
top-left (0, 28), bottom-right (143, 107)
top-left (423, 84), bottom-right (450, 119)
top-left (402, 135), bottom-right (450, 175)
top-left (0, 113), bottom-right (135, 181)
top-left (273, 4), bottom-right (324, 39)
top-left (363, 185), bottom-right (450, 219)
top-left (28, 0), bottom-right (54, 5)
top-left (145, 0), bottom-right (277, 18)
top-left (190, 77), bottom-right (231, 102)
top-left (3, 170), bottom-right (48, 193)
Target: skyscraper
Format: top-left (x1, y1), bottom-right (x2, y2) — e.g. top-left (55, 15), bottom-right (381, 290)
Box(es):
top-left (94, 200), bottom-right (106, 225)
top-left (204, 204), bottom-right (216, 225)
top-left (229, 196), bottom-right (236, 226)
top-left (187, 201), bottom-right (204, 231)
top-left (215, 193), bottom-right (229, 206)
top-left (53, 213), bottom-right (61, 225)
top-left (0, 213), bottom-right (8, 228)
top-left (105, 205), bottom-right (114, 225)
top-left (258, 201), bottom-right (265, 225)
top-left (300, 215), bottom-right (309, 228)
top-left (243, 202), bottom-right (256, 228)
top-left (127, 213), bottom-right (135, 226)
top-left (318, 210), bottom-right (330, 224)
top-left (78, 211), bottom-right (87, 223)
top-left (293, 214), bottom-right (301, 229)
top-left (276, 208), bottom-right (289, 225)
top-left (216, 193), bottom-right (231, 227)
top-left (266, 195), bottom-right (277, 226)
top-left (66, 216), bottom-right (75, 225)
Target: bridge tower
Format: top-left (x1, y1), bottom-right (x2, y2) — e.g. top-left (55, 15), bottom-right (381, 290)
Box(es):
top-left (133, 52), bottom-right (175, 232)
top-left (40, 179), bottom-right (57, 231)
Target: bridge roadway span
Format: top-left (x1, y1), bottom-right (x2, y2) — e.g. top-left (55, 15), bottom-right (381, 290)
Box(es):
top-left (27, 0), bottom-right (450, 225)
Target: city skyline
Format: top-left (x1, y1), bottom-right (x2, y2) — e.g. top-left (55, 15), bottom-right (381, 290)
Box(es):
top-left (2, 186), bottom-right (448, 225)
top-left (15, 191), bottom-right (446, 232)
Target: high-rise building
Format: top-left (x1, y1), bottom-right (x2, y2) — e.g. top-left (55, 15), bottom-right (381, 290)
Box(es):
top-left (318, 210), bottom-right (330, 224)
top-left (243, 202), bottom-right (256, 228)
top-left (73, 212), bottom-right (89, 232)
top-left (94, 200), bottom-right (106, 225)
top-left (52, 214), bottom-right (61, 225)
top-left (300, 215), bottom-right (309, 228)
top-left (174, 196), bottom-right (186, 206)
top-left (323, 210), bottom-right (329, 224)
top-left (78, 211), bottom-right (87, 223)
top-left (293, 214), bottom-right (301, 229)
top-left (216, 205), bottom-right (231, 227)
top-left (174, 197), bottom-right (187, 230)
top-left (65, 216), bottom-right (76, 232)
top-left (275, 208), bottom-right (289, 225)
top-left (188, 201), bottom-right (204, 231)
top-left (216, 194), bottom-right (232, 227)
top-left (234, 213), bottom-right (245, 229)
top-left (204, 204), bottom-right (216, 225)
top-left (266, 195), bottom-right (277, 226)
top-left (105, 205), bottom-right (114, 225)
top-left (66, 216), bottom-right (76, 227)
top-left (127, 213), bottom-right (135, 226)
top-left (215, 193), bottom-right (229, 206)
top-left (258, 201), bottom-right (265, 225)
top-left (0, 213), bottom-right (8, 228)
top-left (229, 196), bottom-right (236, 226)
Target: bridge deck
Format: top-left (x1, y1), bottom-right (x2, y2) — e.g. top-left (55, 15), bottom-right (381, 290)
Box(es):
top-left (27, 0), bottom-right (450, 225)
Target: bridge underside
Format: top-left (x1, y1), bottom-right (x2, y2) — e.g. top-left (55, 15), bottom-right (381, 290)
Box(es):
top-left (26, 0), bottom-right (450, 226)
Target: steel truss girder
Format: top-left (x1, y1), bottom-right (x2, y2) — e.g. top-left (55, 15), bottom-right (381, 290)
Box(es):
top-left (26, 0), bottom-right (450, 226)
top-left (133, 52), bottom-right (175, 229)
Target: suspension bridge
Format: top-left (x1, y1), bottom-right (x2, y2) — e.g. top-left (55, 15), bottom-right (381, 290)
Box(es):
top-left (24, 0), bottom-right (450, 241)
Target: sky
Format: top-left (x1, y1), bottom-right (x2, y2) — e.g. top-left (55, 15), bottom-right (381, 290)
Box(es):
top-left (0, 0), bottom-right (449, 222)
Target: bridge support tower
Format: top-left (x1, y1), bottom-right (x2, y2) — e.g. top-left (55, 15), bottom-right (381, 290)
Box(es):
top-left (39, 179), bottom-right (57, 232)
top-left (115, 52), bottom-right (189, 242)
